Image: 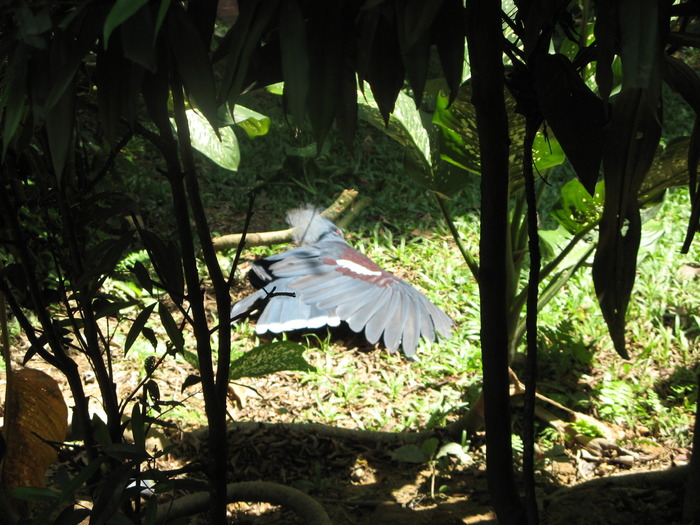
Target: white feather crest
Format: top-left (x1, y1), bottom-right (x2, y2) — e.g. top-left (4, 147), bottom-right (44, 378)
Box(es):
top-left (286, 204), bottom-right (339, 245)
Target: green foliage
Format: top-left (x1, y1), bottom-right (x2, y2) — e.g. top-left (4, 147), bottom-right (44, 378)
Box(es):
top-left (229, 341), bottom-right (315, 380)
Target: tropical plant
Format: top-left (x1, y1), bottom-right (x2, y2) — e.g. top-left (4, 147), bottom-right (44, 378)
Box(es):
top-left (2, 1), bottom-right (700, 524)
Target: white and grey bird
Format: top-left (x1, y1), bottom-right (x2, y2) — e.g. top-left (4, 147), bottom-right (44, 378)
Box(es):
top-left (230, 205), bottom-right (453, 356)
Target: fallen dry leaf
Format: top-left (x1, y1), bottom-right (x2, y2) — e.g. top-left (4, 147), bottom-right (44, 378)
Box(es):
top-left (2, 368), bottom-right (68, 516)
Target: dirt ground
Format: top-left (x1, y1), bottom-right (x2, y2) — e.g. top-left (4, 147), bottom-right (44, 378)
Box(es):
top-left (1, 325), bottom-right (693, 525)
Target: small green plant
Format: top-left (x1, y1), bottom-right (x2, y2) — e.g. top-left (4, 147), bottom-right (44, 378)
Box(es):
top-left (391, 433), bottom-right (472, 499)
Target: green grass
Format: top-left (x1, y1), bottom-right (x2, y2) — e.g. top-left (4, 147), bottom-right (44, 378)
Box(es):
top-left (103, 90), bottom-right (700, 458)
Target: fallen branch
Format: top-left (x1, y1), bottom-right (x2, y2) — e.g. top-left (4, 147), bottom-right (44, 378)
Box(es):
top-left (212, 189), bottom-right (362, 251)
top-left (154, 481), bottom-right (332, 524)
top-left (196, 420), bottom-right (432, 445)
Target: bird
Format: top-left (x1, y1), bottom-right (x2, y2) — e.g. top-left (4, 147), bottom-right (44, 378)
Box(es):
top-left (230, 205), bottom-right (453, 356)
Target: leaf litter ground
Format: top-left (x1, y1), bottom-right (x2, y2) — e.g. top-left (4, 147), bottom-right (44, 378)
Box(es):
top-left (2, 316), bottom-right (692, 524)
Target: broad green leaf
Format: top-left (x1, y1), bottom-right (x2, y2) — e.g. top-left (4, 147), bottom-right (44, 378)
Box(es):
top-left (433, 83), bottom-right (567, 189)
top-left (551, 179), bottom-right (605, 235)
top-left (390, 444), bottom-right (429, 464)
top-left (229, 341), bottom-right (315, 381)
top-left (437, 442), bottom-right (471, 463)
top-left (173, 109), bottom-right (240, 171)
top-left (182, 350), bottom-right (199, 369)
top-left (103, 0), bottom-right (148, 46)
top-left (538, 225), bottom-right (597, 269)
top-left (230, 105), bottom-right (271, 138)
top-left (9, 486), bottom-right (61, 502)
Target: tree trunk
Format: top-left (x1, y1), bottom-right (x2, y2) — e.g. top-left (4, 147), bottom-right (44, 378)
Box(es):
top-left (466, 1), bottom-right (526, 523)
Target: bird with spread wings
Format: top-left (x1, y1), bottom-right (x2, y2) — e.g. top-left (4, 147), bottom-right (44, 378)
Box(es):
top-left (231, 205), bottom-right (453, 356)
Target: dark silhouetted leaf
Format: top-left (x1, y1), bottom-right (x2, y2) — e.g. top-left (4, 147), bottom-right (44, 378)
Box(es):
top-left (146, 379), bottom-right (161, 406)
top-left (594, 0), bottom-right (617, 101)
top-left (130, 261), bottom-right (153, 294)
top-left (130, 403), bottom-right (145, 450)
top-left (168, 4), bottom-right (219, 128)
top-left (142, 326), bottom-right (157, 351)
top-left (307, 1), bottom-right (344, 145)
top-left (8, 486), bottom-right (60, 502)
top-left (121, 4), bottom-right (156, 71)
top-left (433, 0), bottom-right (466, 102)
top-left (531, 53), bottom-right (609, 194)
top-left (103, 0), bottom-right (148, 46)
top-left (89, 463), bottom-right (133, 525)
top-left (1, 44), bottom-right (29, 157)
top-left (124, 302), bottom-right (157, 355)
top-left (140, 230), bottom-right (184, 302)
top-left (279, 0), bottom-right (309, 127)
top-left (361, 6), bottom-right (404, 124)
top-left (45, 77), bottom-right (75, 181)
top-left (158, 301), bottom-right (184, 353)
top-left (593, 88), bottom-right (661, 359)
top-left (181, 374), bottom-right (201, 392)
top-left (218, 0), bottom-right (280, 106)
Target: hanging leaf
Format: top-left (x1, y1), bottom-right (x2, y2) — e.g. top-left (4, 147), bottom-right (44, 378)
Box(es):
top-left (531, 53), bottom-right (610, 194)
top-left (124, 302), bottom-right (157, 355)
top-left (172, 109), bottom-right (240, 171)
top-left (433, 0), bottom-right (466, 102)
top-left (593, 88), bottom-right (662, 359)
top-left (1, 368), bottom-right (68, 517)
top-left (279, 0), bottom-right (309, 127)
top-left (45, 77), bottom-right (75, 181)
top-left (362, 6), bottom-right (404, 124)
top-left (167, 4), bottom-right (219, 129)
top-left (158, 301), bottom-right (184, 353)
top-left (551, 179), bottom-right (605, 235)
top-left (1, 43), bottom-right (29, 158)
top-left (103, 0), bottom-right (148, 47)
top-left (229, 341), bottom-right (315, 381)
top-left (306, 1), bottom-right (343, 146)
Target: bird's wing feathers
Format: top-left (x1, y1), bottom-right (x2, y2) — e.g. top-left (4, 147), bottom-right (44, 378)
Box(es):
top-left (231, 214), bottom-right (453, 356)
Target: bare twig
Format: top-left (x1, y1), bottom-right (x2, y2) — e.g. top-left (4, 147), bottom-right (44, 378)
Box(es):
top-left (211, 189), bottom-right (361, 251)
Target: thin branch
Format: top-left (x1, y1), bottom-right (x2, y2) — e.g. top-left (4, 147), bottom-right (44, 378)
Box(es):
top-left (212, 189), bottom-right (360, 252)
top-left (435, 195), bottom-right (480, 283)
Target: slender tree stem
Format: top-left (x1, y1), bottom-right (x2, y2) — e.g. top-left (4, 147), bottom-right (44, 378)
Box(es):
top-left (466, 0), bottom-right (526, 522)
top-left (522, 118), bottom-right (540, 524)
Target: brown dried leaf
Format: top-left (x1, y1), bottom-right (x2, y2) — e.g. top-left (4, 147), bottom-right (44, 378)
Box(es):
top-left (1, 368), bottom-right (68, 516)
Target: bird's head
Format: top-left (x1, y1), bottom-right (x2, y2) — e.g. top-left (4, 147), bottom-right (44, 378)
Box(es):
top-left (286, 205), bottom-right (342, 245)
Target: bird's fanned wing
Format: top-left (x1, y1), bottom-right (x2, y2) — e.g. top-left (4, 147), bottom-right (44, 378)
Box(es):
top-left (230, 208), bottom-right (453, 356)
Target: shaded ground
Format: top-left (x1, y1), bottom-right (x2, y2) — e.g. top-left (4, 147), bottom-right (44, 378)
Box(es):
top-left (1, 325), bottom-right (692, 524)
